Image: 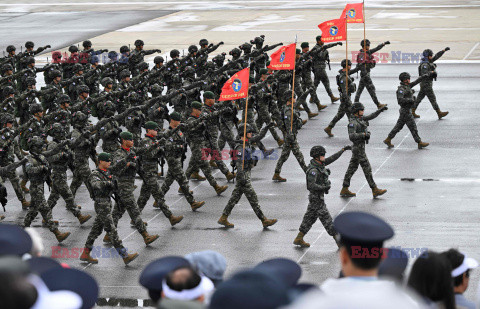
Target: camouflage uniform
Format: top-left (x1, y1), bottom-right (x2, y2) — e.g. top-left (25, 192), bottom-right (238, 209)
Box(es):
top-left (387, 77), bottom-right (424, 142)
top-left (70, 128), bottom-right (95, 197)
top-left (23, 153), bottom-right (57, 232)
top-left (222, 125), bottom-right (270, 218)
top-left (354, 43), bottom-right (388, 105)
top-left (327, 67), bottom-right (360, 129)
top-left (343, 109), bottom-right (383, 189)
top-left (414, 50), bottom-right (446, 111)
top-left (99, 119), bottom-right (120, 153)
top-left (254, 83), bottom-right (282, 143)
top-left (161, 127), bottom-right (197, 205)
top-left (217, 101), bottom-right (238, 150)
top-left (0, 128), bottom-right (25, 203)
top-left (110, 147), bottom-right (147, 233)
top-left (85, 168), bottom-right (125, 251)
top-left (136, 134), bottom-right (173, 217)
top-left (311, 43), bottom-right (337, 98)
top-left (299, 153), bottom-right (343, 236)
top-left (274, 94), bottom-right (309, 175)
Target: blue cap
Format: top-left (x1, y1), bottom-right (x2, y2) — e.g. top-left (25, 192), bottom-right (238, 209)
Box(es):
top-left (210, 270), bottom-right (289, 309)
top-left (0, 224), bottom-right (32, 256)
top-left (27, 257), bottom-right (62, 275)
top-left (334, 211), bottom-right (394, 246)
top-left (139, 256), bottom-right (190, 301)
top-left (378, 247), bottom-right (409, 281)
top-left (185, 250), bottom-right (227, 284)
top-left (41, 268), bottom-right (99, 309)
top-left (253, 258), bottom-right (301, 287)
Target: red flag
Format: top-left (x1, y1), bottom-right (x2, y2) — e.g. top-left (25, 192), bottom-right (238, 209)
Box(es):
top-left (268, 43), bottom-right (296, 70)
top-left (340, 3), bottom-right (364, 23)
top-left (318, 18), bottom-right (347, 43)
top-left (218, 68), bottom-right (250, 101)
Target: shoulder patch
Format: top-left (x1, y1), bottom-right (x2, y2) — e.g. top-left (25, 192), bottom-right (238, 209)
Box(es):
top-left (348, 123), bottom-right (354, 127)
top-left (311, 171), bottom-right (316, 176)
top-left (399, 90), bottom-right (403, 93)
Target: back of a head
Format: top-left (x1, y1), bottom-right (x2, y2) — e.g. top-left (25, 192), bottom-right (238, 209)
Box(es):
top-left (166, 266), bottom-right (201, 293)
top-left (407, 251), bottom-right (455, 309)
top-left (0, 257), bottom-right (37, 309)
top-left (162, 266), bottom-right (214, 303)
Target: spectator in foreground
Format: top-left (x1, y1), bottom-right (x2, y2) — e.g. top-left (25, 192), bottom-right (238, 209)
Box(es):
top-left (185, 250), bottom-right (227, 287)
top-left (25, 227), bottom-right (45, 257)
top-left (442, 249), bottom-right (478, 309)
top-left (407, 251), bottom-right (455, 309)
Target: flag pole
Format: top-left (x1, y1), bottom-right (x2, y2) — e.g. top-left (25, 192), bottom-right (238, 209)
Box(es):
top-left (242, 67), bottom-right (251, 170)
top-left (345, 12), bottom-right (349, 98)
top-left (290, 35), bottom-right (298, 132)
top-left (363, 0), bottom-right (367, 71)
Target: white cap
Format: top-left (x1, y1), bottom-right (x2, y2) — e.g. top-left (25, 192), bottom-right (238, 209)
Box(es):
top-left (162, 276), bottom-right (214, 301)
top-left (28, 275), bottom-right (83, 309)
top-left (451, 254), bottom-right (479, 278)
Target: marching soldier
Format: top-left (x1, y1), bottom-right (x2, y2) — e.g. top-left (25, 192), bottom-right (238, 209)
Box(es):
top-left (340, 103), bottom-right (388, 198)
top-left (294, 145), bottom-right (350, 247)
top-left (412, 48), bottom-right (450, 119)
top-left (311, 35), bottom-right (341, 103)
top-left (218, 123), bottom-right (278, 229)
top-left (384, 72), bottom-right (430, 149)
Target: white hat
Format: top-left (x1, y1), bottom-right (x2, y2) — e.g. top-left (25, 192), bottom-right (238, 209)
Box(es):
top-left (28, 275), bottom-right (82, 309)
top-left (451, 254), bottom-right (479, 277)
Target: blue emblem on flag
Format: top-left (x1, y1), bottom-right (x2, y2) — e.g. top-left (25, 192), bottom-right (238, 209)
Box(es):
top-left (232, 79), bottom-right (242, 92)
top-left (279, 51), bottom-right (286, 63)
top-left (348, 9), bottom-right (356, 18)
top-left (329, 26), bottom-right (338, 36)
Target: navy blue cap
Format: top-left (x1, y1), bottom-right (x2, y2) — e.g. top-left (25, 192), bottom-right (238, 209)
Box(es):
top-left (41, 268), bottom-right (99, 309)
top-left (27, 257), bottom-right (62, 275)
top-left (334, 211), bottom-right (394, 246)
top-left (210, 270), bottom-right (289, 309)
top-left (254, 258), bottom-right (301, 287)
top-left (378, 247), bottom-right (409, 281)
top-left (139, 256), bottom-right (190, 301)
top-left (0, 224), bottom-right (32, 256)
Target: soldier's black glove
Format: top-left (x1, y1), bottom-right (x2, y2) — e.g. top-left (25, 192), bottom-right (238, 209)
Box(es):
top-left (380, 105), bottom-right (388, 111)
top-left (45, 45), bottom-right (51, 49)
top-left (445, 47), bottom-right (450, 51)
top-left (155, 49), bottom-right (162, 53)
top-left (384, 41), bottom-right (390, 45)
top-left (365, 132), bottom-right (371, 140)
top-left (219, 41), bottom-right (224, 45)
top-left (337, 42), bottom-right (343, 46)
top-left (343, 145), bottom-right (352, 151)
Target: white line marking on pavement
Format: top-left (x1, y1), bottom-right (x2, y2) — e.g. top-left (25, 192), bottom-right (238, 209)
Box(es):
top-left (82, 169), bottom-right (223, 270)
top-left (463, 42), bottom-right (480, 61)
top-left (296, 121), bottom-right (420, 264)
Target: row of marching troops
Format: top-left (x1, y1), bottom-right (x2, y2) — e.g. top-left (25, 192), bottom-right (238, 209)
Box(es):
top-left (0, 36), bottom-right (450, 264)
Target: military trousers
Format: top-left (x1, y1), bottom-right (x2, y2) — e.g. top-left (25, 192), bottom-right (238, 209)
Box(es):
top-left (299, 192), bottom-right (336, 236)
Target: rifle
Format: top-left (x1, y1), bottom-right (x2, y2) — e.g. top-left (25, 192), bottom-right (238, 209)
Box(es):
top-left (110, 178), bottom-right (122, 212)
top-left (31, 152), bottom-right (52, 191)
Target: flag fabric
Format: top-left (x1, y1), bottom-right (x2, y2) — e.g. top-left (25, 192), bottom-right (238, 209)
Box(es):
top-left (318, 18), bottom-right (347, 43)
top-left (218, 68), bottom-right (250, 101)
top-left (267, 43), bottom-right (296, 70)
top-left (341, 3), bottom-right (364, 23)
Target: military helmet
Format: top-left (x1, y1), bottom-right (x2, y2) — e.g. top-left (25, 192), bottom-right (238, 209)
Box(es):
top-left (204, 61), bottom-right (215, 71)
top-left (229, 48), bottom-right (241, 57)
top-left (28, 136), bottom-right (44, 153)
top-left (2, 64), bottom-right (13, 73)
top-left (150, 84), bottom-right (164, 96)
top-left (50, 69), bottom-right (62, 79)
top-left (108, 51), bottom-right (118, 59)
top-left (182, 66), bottom-right (195, 77)
top-left (188, 45), bottom-right (198, 54)
top-left (315, 35), bottom-right (322, 41)
top-left (6, 45), bottom-right (16, 53)
top-left (82, 40), bottom-right (92, 48)
top-left (25, 57), bottom-right (35, 65)
top-left (399, 72), bottom-right (411, 82)
top-left (30, 104), bottom-right (43, 115)
top-left (25, 76), bottom-right (37, 86)
top-left (77, 84), bottom-right (90, 94)
top-left (68, 45), bottom-right (78, 53)
top-left (101, 77), bottom-right (113, 87)
top-left (137, 61), bottom-right (149, 71)
top-left (3, 86), bottom-right (15, 96)
top-left (212, 53), bottom-right (225, 65)
top-left (48, 123), bottom-right (65, 138)
top-left (300, 42), bottom-right (309, 49)
top-left (72, 111), bottom-right (88, 126)
top-left (310, 145), bottom-right (326, 158)
top-left (73, 63), bottom-right (84, 73)
top-left (90, 55), bottom-right (99, 64)
top-left (119, 69), bottom-right (131, 79)
top-left (120, 46), bottom-right (130, 54)
top-left (238, 123), bottom-right (254, 134)
top-left (154, 56), bottom-right (164, 64)
top-left (57, 94), bottom-right (71, 104)
top-left (423, 49), bottom-right (433, 57)
top-left (251, 36), bottom-right (265, 46)
top-left (351, 102), bottom-right (365, 113)
top-left (170, 49), bottom-right (180, 58)
top-left (25, 41), bottom-right (34, 49)
top-left (239, 43), bottom-right (252, 53)
top-left (102, 100), bottom-right (116, 112)
top-left (134, 39), bottom-right (144, 47)
top-left (199, 39), bottom-right (209, 46)
top-left (360, 39), bottom-right (371, 47)
top-left (341, 59), bottom-right (352, 68)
